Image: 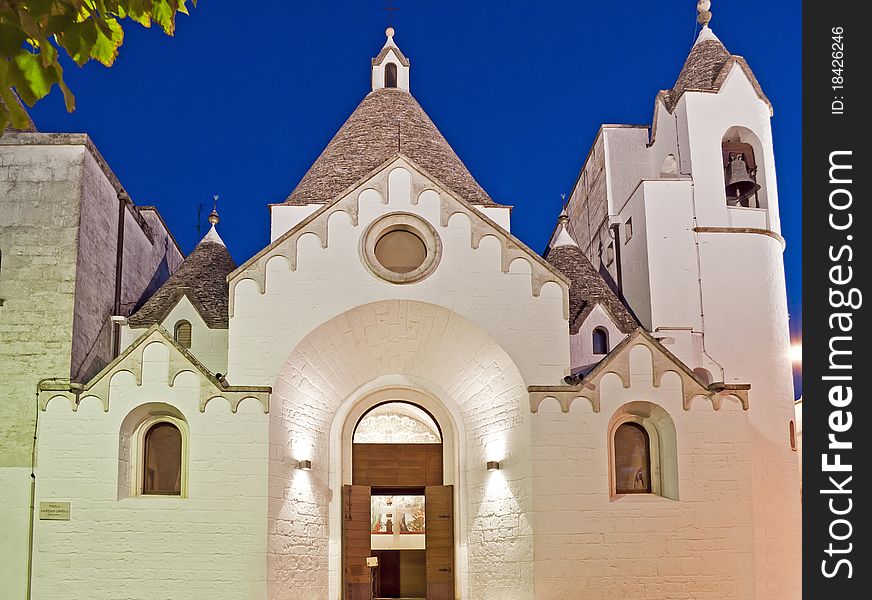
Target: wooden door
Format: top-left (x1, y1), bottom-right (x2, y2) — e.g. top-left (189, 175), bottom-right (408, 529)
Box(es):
top-left (425, 485), bottom-right (454, 600)
top-left (343, 484), bottom-right (372, 600)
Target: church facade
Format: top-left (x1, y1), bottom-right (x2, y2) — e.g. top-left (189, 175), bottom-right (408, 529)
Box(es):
top-left (0, 9), bottom-right (799, 600)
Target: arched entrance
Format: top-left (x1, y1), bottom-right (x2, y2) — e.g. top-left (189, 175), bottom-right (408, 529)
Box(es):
top-left (343, 400), bottom-right (454, 600)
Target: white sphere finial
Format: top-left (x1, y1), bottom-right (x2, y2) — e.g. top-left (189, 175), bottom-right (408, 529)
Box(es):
top-left (386, 26), bottom-right (395, 38)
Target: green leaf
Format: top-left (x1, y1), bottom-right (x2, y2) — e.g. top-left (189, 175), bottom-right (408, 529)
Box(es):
top-left (56, 19), bottom-right (100, 66)
top-left (0, 84), bottom-right (34, 130)
top-left (0, 0), bottom-right (195, 119)
top-left (91, 16), bottom-right (124, 65)
top-left (150, 0), bottom-right (179, 34)
top-left (10, 51), bottom-right (59, 105)
top-left (0, 23), bottom-right (27, 57)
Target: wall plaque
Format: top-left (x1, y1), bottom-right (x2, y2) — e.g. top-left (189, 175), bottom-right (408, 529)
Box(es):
top-left (39, 501), bottom-right (71, 521)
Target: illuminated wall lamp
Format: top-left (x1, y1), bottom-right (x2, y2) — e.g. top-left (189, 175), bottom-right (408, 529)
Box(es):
top-left (486, 461), bottom-right (501, 471)
top-left (297, 460), bottom-right (312, 471)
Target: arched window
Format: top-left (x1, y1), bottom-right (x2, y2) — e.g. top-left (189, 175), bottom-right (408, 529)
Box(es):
top-left (142, 421), bottom-right (182, 495)
top-left (592, 327), bottom-right (609, 355)
top-left (613, 422), bottom-right (651, 494)
top-left (385, 62), bottom-right (398, 88)
top-left (174, 320), bottom-right (192, 349)
top-left (789, 420), bottom-right (797, 451)
top-left (353, 402), bottom-right (441, 444)
top-left (609, 401), bottom-right (678, 499)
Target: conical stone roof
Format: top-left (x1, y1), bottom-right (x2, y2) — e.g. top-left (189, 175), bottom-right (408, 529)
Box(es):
top-left (545, 232), bottom-right (639, 335)
top-left (128, 231), bottom-right (237, 329)
top-left (658, 28), bottom-right (771, 113)
top-left (286, 87), bottom-right (494, 205)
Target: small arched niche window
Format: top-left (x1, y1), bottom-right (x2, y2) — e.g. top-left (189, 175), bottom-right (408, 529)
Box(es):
top-left (592, 327), bottom-right (609, 355)
top-left (608, 401), bottom-right (678, 500)
top-left (613, 422), bottom-right (652, 494)
top-left (142, 421), bottom-right (182, 495)
top-left (174, 320), bottom-right (192, 349)
top-left (385, 63), bottom-right (398, 88)
top-left (789, 420), bottom-right (797, 451)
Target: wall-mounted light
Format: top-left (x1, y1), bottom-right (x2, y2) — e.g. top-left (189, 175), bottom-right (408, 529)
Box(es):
top-left (297, 460), bottom-right (312, 471)
top-left (486, 461), bottom-right (501, 471)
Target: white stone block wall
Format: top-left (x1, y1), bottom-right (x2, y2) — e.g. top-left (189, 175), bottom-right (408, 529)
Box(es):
top-left (583, 67), bottom-right (800, 598)
top-left (122, 296), bottom-right (229, 375)
top-left (569, 303), bottom-right (628, 371)
top-left (33, 339), bottom-right (269, 600)
top-left (228, 164), bottom-right (570, 599)
top-left (697, 233), bottom-right (800, 600)
top-left (1, 134), bottom-right (182, 598)
top-left (531, 341), bottom-right (756, 600)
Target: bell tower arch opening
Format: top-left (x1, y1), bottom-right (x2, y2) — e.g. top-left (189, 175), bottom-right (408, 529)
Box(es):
top-left (721, 126), bottom-right (768, 209)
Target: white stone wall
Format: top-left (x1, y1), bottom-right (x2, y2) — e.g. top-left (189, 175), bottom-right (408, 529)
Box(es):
top-left (0, 140), bottom-right (84, 597)
top-left (582, 65), bottom-right (800, 598)
top-left (229, 162), bottom-right (569, 599)
top-left (532, 341), bottom-right (756, 599)
top-left (229, 162), bottom-right (568, 389)
top-left (696, 233), bottom-right (800, 599)
top-left (122, 296), bottom-right (229, 375)
top-left (33, 338), bottom-right (269, 599)
top-left (1, 134), bottom-right (182, 598)
top-left (569, 303), bottom-right (628, 370)
top-left (680, 69), bottom-right (798, 600)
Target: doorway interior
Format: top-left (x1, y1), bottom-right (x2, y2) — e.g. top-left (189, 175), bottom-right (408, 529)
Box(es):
top-left (343, 402), bottom-right (454, 600)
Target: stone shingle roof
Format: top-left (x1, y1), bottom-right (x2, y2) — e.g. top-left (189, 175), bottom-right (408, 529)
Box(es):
top-left (372, 43), bottom-right (410, 67)
top-left (286, 87), bottom-right (494, 205)
top-left (658, 33), bottom-right (772, 114)
top-left (128, 234), bottom-right (236, 329)
top-left (545, 243), bottom-right (639, 335)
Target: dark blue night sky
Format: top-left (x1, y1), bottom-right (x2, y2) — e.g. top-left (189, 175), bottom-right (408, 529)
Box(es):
top-left (28, 0), bottom-right (802, 389)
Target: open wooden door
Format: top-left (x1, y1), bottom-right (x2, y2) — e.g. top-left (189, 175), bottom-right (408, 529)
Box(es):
top-left (343, 484), bottom-right (372, 600)
top-left (425, 485), bottom-right (454, 600)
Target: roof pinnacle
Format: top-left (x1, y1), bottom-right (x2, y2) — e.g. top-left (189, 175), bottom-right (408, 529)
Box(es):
top-left (202, 194), bottom-right (226, 246)
top-left (697, 0), bottom-right (712, 28)
top-left (552, 208), bottom-right (579, 249)
top-left (208, 194), bottom-right (220, 226)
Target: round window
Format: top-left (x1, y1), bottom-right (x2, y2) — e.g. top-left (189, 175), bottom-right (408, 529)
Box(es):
top-left (374, 229), bottom-right (427, 274)
top-left (362, 213), bottom-right (441, 284)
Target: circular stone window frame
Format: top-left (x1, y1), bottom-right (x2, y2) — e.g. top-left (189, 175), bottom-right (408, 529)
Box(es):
top-left (361, 212), bottom-right (442, 284)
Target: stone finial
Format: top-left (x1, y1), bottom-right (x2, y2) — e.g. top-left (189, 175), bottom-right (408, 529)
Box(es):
top-left (208, 194), bottom-right (220, 226)
top-left (552, 208), bottom-right (578, 249)
top-left (386, 26), bottom-right (395, 40)
top-left (697, 0), bottom-right (712, 27)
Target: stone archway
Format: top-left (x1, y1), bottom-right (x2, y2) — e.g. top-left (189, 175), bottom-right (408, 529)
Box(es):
top-left (266, 300), bottom-right (535, 600)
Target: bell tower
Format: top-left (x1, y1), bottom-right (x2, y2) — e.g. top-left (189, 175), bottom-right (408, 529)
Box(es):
top-left (643, 3), bottom-right (801, 597)
top-left (372, 27), bottom-right (410, 91)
